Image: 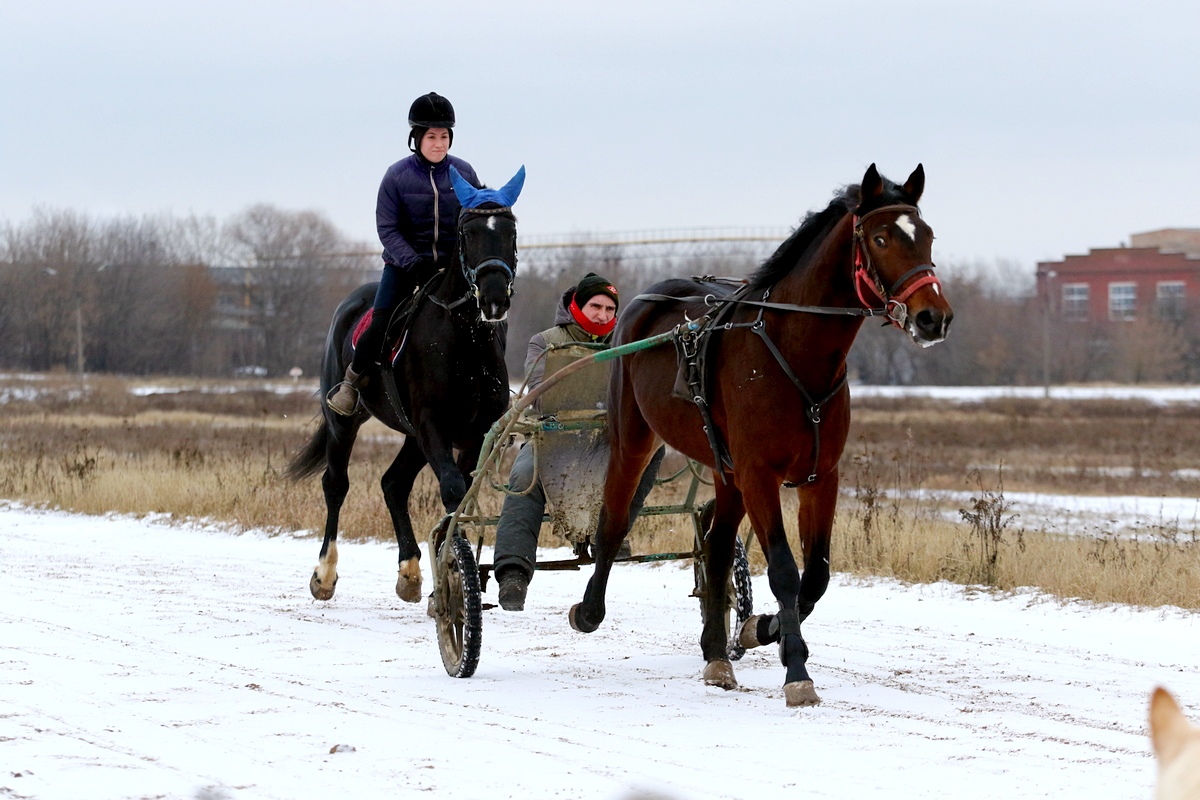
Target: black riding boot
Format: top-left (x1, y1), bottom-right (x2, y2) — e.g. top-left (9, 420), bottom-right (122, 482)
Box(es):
top-left (326, 306), bottom-right (393, 417)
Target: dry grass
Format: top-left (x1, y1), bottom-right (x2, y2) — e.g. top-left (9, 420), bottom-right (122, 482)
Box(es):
top-left (2, 373), bottom-right (1199, 609)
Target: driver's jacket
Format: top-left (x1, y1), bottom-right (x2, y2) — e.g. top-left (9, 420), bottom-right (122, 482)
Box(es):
top-left (524, 289), bottom-right (614, 392)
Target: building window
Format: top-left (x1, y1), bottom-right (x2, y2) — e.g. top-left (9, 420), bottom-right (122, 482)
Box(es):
top-left (1109, 282), bottom-right (1136, 321)
top-left (1062, 283), bottom-right (1089, 321)
top-left (1157, 281), bottom-right (1185, 322)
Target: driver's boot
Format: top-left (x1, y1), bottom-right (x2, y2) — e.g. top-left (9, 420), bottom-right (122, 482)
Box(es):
top-left (326, 366), bottom-right (364, 416)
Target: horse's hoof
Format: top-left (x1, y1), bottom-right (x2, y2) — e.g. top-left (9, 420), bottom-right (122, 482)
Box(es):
top-left (395, 558), bottom-right (422, 603)
top-left (738, 615), bottom-right (763, 649)
top-left (309, 568), bottom-right (338, 599)
top-left (425, 593), bottom-right (437, 618)
top-left (703, 659), bottom-right (738, 690)
top-left (784, 680), bottom-right (821, 707)
top-left (312, 575), bottom-right (336, 599)
top-left (568, 604), bottom-right (598, 633)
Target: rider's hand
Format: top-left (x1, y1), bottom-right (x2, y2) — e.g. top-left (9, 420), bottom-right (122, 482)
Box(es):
top-left (411, 258), bottom-right (437, 283)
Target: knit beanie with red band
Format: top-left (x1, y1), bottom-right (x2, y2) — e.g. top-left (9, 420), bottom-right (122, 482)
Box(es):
top-left (569, 273), bottom-right (619, 337)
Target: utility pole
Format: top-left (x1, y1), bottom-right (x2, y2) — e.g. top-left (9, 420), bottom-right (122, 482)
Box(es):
top-left (75, 297), bottom-right (85, 375)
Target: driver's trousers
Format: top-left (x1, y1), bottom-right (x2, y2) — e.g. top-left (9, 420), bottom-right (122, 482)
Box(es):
top-left (493, 444), bottom-right (667, 581)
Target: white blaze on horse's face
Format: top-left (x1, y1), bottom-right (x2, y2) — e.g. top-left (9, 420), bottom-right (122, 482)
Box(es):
top-left (482, 306), bottom-right (509, 323)
top-left (895, 214), bottom-right (917, 242)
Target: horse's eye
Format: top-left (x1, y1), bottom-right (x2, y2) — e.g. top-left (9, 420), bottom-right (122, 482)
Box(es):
top-left (873, 235), bottom-right (886, 248)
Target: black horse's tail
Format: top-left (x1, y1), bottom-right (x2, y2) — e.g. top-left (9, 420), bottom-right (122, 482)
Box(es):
top-left (285, 422), bottom-right (330, 481)
top-left (285, 282), bottom-right (378, 482)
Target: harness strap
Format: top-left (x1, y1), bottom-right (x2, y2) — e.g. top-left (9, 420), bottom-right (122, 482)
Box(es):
top-left (427, 291), bottom-right (472, 311)
top-left (641, 286), bottom-right (848, 485)
top-left (751, 319), bottom-right (847, 484)
top-left (634, 292), bottom-right (887, 318)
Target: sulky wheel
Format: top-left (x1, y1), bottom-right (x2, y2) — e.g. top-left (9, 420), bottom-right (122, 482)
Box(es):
top-left (693, 501), bottom-right (754, 661)
top-left (433, 532), bottom-right (482, 678)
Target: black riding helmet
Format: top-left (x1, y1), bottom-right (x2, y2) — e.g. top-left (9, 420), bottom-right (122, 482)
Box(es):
top-left (408, 92), bottom-right (455, 152)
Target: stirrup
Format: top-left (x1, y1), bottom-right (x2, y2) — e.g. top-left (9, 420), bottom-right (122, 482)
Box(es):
top-left (326, 380), bottom-right (360, 416)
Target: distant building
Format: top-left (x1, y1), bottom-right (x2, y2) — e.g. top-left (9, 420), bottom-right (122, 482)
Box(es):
top-left (1036, 229), bottom-right (1200, 323)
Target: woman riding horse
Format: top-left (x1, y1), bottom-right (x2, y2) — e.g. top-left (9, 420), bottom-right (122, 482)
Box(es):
top-left (328, 91), bottom-right (482, 416)
top-left (289, 91), bottom-right (525, 607)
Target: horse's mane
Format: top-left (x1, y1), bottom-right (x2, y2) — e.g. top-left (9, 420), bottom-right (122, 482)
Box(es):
top-left (747, 175), bottom-right (910, 290)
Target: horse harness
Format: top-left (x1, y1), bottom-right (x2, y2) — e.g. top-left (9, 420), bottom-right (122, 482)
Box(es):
top-left (639, 204), bottom-right (941, 486)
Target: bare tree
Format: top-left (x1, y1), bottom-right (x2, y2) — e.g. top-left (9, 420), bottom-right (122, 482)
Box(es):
top-left (223, 204), bottom-right (370, 376)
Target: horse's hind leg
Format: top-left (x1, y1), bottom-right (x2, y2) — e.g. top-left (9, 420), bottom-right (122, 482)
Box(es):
top-left (312, 418), bottom-right (360, 601)
top-left (699, 479), bottom-right (747, 690)
top-left (381, 436), bottom-right (428, 603)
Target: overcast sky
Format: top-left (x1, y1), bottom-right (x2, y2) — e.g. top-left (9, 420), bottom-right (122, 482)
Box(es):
top-left (2, 1), bottom-right (1197, 268)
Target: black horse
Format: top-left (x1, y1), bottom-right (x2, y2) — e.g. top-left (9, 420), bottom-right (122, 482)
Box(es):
top-left (287, 167), bottom-right (524, 603)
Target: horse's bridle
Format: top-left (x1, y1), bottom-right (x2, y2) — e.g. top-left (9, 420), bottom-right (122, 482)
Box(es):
top-left (851, 203), bottom-right (941, 329)
top-left (458, 207), bottom-right (517, 300)
top-left (429, 207), bottom-right (518, 312)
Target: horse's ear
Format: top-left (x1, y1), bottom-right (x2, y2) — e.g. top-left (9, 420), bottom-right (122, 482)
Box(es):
top-left (862, 163), bottom-right (884, 201)
top-left (902, 164), bottom-right (925, 205)
top-left (450, 166), bottom-right (481, 208)
top-left (495, 166), bottom-right (526, 207)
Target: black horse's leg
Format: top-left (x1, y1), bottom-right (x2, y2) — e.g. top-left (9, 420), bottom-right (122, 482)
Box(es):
top-left (311, 415), bottom-right (361, 601)
top-left (698, 478), bottom-right (746, 689)
top-left (454, 439), bottom-right (482, 497)
top-left (415, 419), bottom-right (468, 513)
top-left (381, 436), bottom-right (428, 603)
top-left (740, 472), bottom-right (824, 706)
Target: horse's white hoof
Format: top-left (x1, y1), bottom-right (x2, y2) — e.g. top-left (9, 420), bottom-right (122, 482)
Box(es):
top-left (738, 615), bottom-right (763, 649)
top-left (310, 543), bottom-right (338, 601)
top-left (310, 568), bottom-right (337, 601)
top-left (784, 680), bottom-right (821, 707)
top-left (703, 659), bottom-right (738, 690)
top-left (396, 558), bottom-right (422, 603)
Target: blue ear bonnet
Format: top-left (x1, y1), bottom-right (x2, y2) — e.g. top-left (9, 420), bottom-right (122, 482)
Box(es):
top-left (450, 165), bottom-right (525, 209)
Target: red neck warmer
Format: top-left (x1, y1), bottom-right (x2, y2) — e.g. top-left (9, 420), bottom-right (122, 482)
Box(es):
top-left (569, 297), bottom-right (617, 338)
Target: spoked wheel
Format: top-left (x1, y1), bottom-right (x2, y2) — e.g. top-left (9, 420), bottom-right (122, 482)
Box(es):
top-left (432, 529), bottom-right (482, 678)
top-left (693, 500), bottom-right (754, 661)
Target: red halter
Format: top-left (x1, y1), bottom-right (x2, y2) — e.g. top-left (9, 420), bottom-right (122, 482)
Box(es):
top-left (851, 204), bottom-right (941, 329)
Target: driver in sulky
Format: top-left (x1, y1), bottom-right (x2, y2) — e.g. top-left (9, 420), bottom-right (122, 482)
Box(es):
top-left (492, 273), bottom-right (665, 611)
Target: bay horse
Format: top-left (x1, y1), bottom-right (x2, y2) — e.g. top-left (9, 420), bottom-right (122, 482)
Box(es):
top-left (569, 164), bottom-right (953, 706)
top-left (287, 167), bottom-right (524, 604)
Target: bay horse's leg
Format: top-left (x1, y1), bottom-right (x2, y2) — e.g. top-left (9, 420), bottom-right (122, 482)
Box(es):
top-left (312, 417), bottom-right (360, 601)
top-left (739, 472), bottom-right (832, 706)
top-left (698, 478), bottom-right (747, 690)
top-left (381, 436), bottom-right (428, 603)
top-left (569, 408), bottom-right (657, 634)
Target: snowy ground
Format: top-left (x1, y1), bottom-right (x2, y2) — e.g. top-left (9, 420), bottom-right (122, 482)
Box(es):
top-left (918, 489), bottom-right (1200, 538)
top-left (3, 503), bottom-right (1197, 800)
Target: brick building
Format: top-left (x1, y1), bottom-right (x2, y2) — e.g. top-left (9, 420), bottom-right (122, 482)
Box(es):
top-left (1036, 229), bottom-right (1200, 323)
